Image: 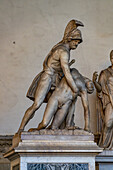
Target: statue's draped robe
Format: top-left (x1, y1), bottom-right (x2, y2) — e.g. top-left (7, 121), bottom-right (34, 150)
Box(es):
top-left (97, 66), bottom-right (113, 149)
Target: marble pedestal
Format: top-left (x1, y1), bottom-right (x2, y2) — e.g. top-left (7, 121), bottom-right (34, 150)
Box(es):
top-left (96, 149), bottom-right (113, 170)
top-left (4, 129), bottom-right (103, 170)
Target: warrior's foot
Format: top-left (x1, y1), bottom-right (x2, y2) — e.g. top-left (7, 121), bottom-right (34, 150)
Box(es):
top-left (65, 126), bottom-right (75, 130)
top-left (12, 131), bottom-right (22, 148)
top-left (84, 127), bottom-right (91, 132)
top-left (65, 126), bottom-right (81, 130)
top-left (37, 122), bottom-right (45, 130)
top-left (28, 128), bottom-right (39, 132)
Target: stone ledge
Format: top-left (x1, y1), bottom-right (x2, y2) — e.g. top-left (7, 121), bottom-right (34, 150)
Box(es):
top-left (0, 135), bottom-right (13, 163)
top-left (25, 129), bottom-right (93, 135)
top-left (21, 130), bottom-right (94, 141)
top-left (4, 130), bottom-right (103, 159)
top-left (96, 149), bottom-right (113, 163)
top-left (0, 135), bottom-right (13, 153)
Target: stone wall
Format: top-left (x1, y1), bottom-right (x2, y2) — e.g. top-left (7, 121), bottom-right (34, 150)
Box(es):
top-left (0, 0), bottom-right (113, 135)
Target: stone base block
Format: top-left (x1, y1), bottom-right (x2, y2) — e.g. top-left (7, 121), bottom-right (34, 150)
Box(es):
top-left (4, 130), bottom-right (103, 170)
top-left (96, 149), bottom-right (113, 170)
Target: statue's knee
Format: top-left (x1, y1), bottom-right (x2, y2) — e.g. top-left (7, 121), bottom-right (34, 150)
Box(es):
top-left (42, 120), bottom-right (48, 128)
top-left (32, 102), bottom-right (39, 110)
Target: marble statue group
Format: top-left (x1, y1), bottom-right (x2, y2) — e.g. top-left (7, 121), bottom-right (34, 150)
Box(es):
top-left (16, 20), bottom-right (113, 150)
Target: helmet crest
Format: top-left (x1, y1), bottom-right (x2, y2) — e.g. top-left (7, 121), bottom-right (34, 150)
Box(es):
top-left (63, 19), bottom-right (84, 43)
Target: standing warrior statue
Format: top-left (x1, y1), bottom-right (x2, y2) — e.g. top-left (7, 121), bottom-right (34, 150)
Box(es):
top-left (93, 50), bottom-right (113, 149)
top-left (17, 20), bottom-right (84, 133)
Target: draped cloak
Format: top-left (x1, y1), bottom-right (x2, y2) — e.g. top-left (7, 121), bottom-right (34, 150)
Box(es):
top-left (97, 66), bottom-right (113, 149)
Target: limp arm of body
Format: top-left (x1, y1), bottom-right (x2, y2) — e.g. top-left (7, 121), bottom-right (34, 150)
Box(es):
top-left (60, 51), bottom-right (78, 93)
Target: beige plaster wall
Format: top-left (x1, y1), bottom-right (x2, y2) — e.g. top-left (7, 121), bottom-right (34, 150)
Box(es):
top-left (0, 0), bottom-right (113, 134)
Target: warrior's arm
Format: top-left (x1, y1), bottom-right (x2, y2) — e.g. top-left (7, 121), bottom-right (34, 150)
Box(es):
top-left (60, 51), bottom-right (78, 93)
top-left (93, 72), bottom-right (102, 93)
top-left (94, 81), bottom-right (102, 93)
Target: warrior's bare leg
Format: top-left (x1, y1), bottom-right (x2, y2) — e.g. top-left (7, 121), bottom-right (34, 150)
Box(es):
top-left (81, 90), bottom-right (90, 131)
top-left (37, 96), bottom-right (58, 130)
top-left (18, 73), bottom-right (51, 133)
top-left (65, 99), bottom-right (76, 128)
top-left (51, 100), bottom-right (72, 129)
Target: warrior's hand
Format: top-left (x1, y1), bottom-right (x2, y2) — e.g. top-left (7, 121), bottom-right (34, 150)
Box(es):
top-left (93, 71), bottom-right (98, 83)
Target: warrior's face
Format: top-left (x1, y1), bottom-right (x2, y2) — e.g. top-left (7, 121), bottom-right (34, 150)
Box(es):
top-left (69, 39), bottom-right (80, 50)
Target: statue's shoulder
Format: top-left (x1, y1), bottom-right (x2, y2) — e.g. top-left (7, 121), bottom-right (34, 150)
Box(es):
top-left (100, 67), bottom-right (109, 75)
top-left (52, 43), bottom-right (69, 54)
top-left (99, 67), bottom-right (111, 80)
top-left (103, 67), bottom-right (112, 74)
